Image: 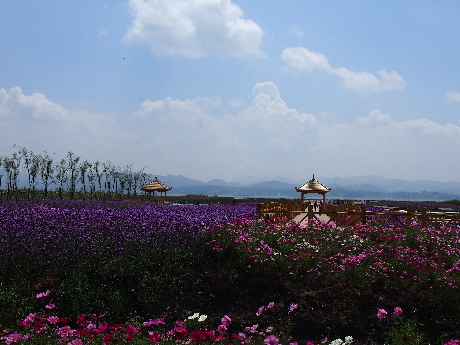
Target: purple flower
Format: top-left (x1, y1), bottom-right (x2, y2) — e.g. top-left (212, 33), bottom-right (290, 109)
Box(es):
top-left (289, 304), bottom-right (298, 313)
top-left (377, 309), bottom-right (387, 319)
top-left (36, 290), bottom-right (50, 298)
top-left (264, 335), bottom-right (280, 345)
top-left (393, 307), bottom-right (403, 316)
top-left (221, 315), bottom-right (231, 326)
top-left (256, 306), bottom-right (265, 316)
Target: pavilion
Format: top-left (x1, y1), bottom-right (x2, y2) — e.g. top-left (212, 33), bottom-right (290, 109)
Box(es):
top-left (295, 174), bottom-right (331, 205)
top-left (140, 177), bottom-right (172, 204)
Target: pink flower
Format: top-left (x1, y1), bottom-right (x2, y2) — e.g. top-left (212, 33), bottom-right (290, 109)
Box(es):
top-left (36, 290), bottom-right (50, 298)
top-left (57, 326), bottom-right (73, 337)
top-left (7, 332), bottom-right (22, 342)
top-left (218, 324), bottom-right (227, 334)
top-left (249, 324), bottom-right (259, 333)
top-left (68, 338), bottom-right (83, 345)
top-left (45, 304), bottom-right (55, 309)
top-left (143, 318), bottom-right (165, 326)
top-left (289, 304), bottom-right (298, 313)
top-left (393, 307), bottom-right (403, 316)
top-left (264, 335), bottom-right (279, 345)
top-left (190, 330), bottom-right (214, 343)
top-left (267, 302), bottom-right (275, 309)
top-left (124, 325), bottom-right (139, 334)
top-left (221, 315), bottom-right (232, 326)
top-left (256, 306), bottom-right (265, 316)
top-left (148, 332), bottom-right (162, 343)
top-left (173, 326), bottom-right (188, 340)
top-left (20, 313), bottom-right (36, 326)
top-left (47, 316), bottom-right (59, 324)
top-left (321, 337), bottom-right (328, 343)
top-left (377, 309), bottom-right (388, 319)
top-left (444, 340), bottom-right (460, 345)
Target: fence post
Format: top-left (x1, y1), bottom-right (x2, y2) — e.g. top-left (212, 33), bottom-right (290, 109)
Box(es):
top-left (308, 203), bottom-right (313, 222)
top-left (407, 206), bottom-right (412, 227)
top-left (421, 207), bottom-right (427, 228)
top-left (361, 205), bottom-right (367, 225)
top-left (256, 203), bottom-right (262, 218)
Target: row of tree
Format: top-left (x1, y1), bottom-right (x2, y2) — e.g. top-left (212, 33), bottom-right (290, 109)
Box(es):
top-left (0, 146), bottom-right (151, 200)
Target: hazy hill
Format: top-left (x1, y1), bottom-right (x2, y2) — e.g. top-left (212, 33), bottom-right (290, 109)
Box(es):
top-left (155, 174), bottom-right (460, 200)
top-left (3, 170), bottom-right (460, 200)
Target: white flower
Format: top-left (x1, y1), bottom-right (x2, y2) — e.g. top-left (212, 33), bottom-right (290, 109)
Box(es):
top-left (329, 339), bottom-right (343, 345)
top-left (188, 313), bottom-right (200, 320)
top-left (198, 314), bottom-right (208, 322)
top-left (344, 336), bottom-right (353, 344)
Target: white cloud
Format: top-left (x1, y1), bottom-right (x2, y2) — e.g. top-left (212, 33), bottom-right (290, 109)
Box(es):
top-left (281, 47), bottom-right (330, 73)
top-left (0, 86), bottom-right (68, 121)
top-left (229, 98), bottom-right (244, 108)
top-left (98, 29), bottom-right (108, 36)
top-left (291, 25), bottom-right (304, 36)
top-left (356, 109), bottom-right (392, 124)
top-left (312, 110), bottom-right (460, 180)
top-left (0, 87), bottom-right (137, 161)
top-left (124, 0), bottom-right (264, 58)
top-left (3, 84), bottom-right (460, 182)
top-left (446, 90), bottom-right (460, 103)
top-left (281, 47), bottom-right (406, 92)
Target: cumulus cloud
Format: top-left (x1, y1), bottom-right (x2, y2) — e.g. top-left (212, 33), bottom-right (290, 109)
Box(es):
top-left (446, 90), bottom-right (460, 103)
top-left (3, 84), bottom-right (460, 182)
top-left (312, 109), bottom-right (460, 180)
top-left (0, 87), bottom-right (136, 161)
top-left (134, 82), bottom-right (317, 149)
top-left (281, 47), bottom-right (406, 92)
top-left (123, 0), bottom-right (264, 58)
top-left (0, 87), bottom-right (68, 121)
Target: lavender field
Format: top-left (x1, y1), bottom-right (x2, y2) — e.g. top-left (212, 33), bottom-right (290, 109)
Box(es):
top-left (1, 200), bottom-right (460, 344)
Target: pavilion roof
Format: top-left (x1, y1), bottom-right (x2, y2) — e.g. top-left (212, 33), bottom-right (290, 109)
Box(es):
top-left (295, 174), bottom-right (331, 193)
top-left (140, 177), bottom-right (172, 192)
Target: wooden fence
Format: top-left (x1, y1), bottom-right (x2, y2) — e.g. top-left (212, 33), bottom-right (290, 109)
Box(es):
top-left (256, 202), bottom-right (460, 228)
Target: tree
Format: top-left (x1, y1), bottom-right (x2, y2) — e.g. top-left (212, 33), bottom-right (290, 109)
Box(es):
top-left (66, 152), bottom-right (80, 199)
top-left (133, 167), bottom-right (148, 197)
top-left (20, 147), bottom-right (41, 198)
top-left (86, 161), bottom-right (98, 198)
top-left (54, 158), bottom-right (68, 199)
top-left (2, 149), bottom-right (22, 198)
top-left (79, 160), bottom-right (92, 197)
top-left (102, 161), bottom-right (115, 194)
top-left (39, 152), bottom-right (54, 199)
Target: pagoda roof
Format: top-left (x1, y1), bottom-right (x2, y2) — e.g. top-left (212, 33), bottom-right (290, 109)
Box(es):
top-left (295, 174), bottom-right (331, 193)
top-left (140, 177), bottom-right (172, 192)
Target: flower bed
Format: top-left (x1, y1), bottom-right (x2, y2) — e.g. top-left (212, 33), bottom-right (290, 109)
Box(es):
top-left (1, 201), bottom-right (460, 343)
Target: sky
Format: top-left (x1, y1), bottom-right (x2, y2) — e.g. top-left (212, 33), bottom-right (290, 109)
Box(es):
top-left (1, 0), bottom-right (460, 183)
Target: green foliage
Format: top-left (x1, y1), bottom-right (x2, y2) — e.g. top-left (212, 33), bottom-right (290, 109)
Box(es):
top-left (385, 318), bottom-right (425, 345)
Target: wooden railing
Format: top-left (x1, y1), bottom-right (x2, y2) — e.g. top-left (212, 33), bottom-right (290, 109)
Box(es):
top-left (257, 202), bottom-right (460, 228)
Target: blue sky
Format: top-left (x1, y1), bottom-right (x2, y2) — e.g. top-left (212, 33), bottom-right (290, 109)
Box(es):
top-left (1, 0), bottom-right (460, 183)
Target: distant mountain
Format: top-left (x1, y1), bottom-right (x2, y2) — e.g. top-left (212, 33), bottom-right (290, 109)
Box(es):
top-left (321, 175), bottom-right (460, 195)
top-left (230, 176), bottom-right (266, 185)
top-left (248, 180), bottom-right (295, 190)
top-left (159, 174), bottom-right (460, 201)
top-left (206, 179), bottom-right (243, 187)
top-left (3, 170), bottom-right (460, 201)
top-left (153, 175), bottom-right (205, 187)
